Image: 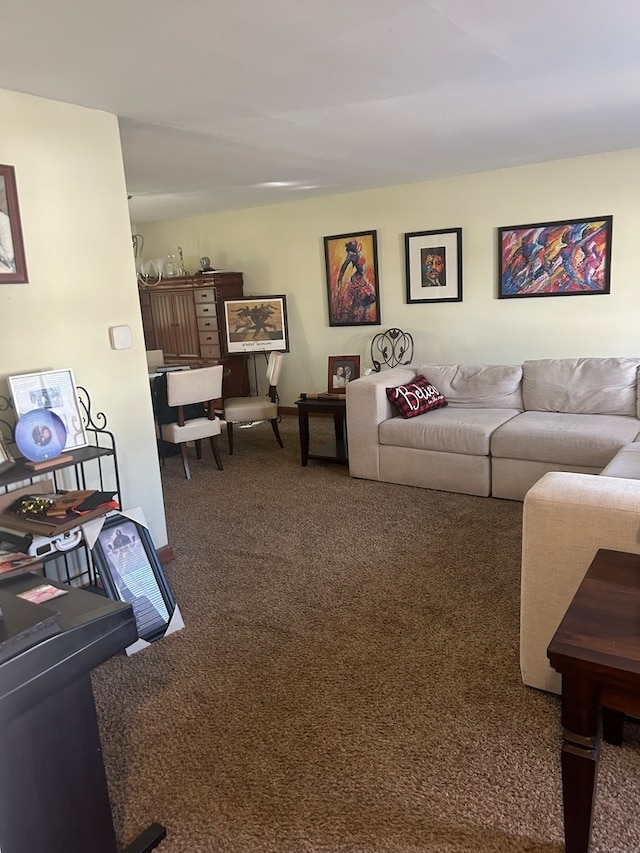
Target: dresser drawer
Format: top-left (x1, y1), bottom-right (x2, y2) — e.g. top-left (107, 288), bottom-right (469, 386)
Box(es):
top-left (193, 287), bottom-right (215, 303)
top-left (201, 343), bottom-right (222, 359)
top-left (197, 315), bottom-right (218, 332)
top-left (195, 302), bottom-right (217, 318)
top-left (199, 331), bottom-right (219, 346)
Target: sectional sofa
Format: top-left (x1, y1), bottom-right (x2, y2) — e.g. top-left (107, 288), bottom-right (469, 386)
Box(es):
top-left (346, 357), bottom-right (640, 501)
top-left (347, 355), bottom-right (640, 696)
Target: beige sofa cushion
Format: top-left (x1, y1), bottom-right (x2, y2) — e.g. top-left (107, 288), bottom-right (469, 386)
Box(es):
top-left (523, 357), bottom-right (640, 415)
top-left (416, 364), bottom-right (523, 409)
top-left (600, 442), bottom-right (640, 478)
top-left (380, 407), bottom-right (520, 456)
top-left (491, 410), bottom-right (640, 467)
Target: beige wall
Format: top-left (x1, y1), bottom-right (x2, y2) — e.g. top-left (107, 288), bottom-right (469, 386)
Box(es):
top-left (0, 89), bottom-right (168, 547)
top-left (138, 148), bottom-right (640, 405)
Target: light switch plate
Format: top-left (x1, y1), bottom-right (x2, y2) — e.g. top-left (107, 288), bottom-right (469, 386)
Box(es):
top-left (109, 325), bottom-right (133, 350)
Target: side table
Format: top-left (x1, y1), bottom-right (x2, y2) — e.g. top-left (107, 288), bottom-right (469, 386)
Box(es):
top-left (295, 396), bottom-right (348, 466)
top-left (547, 548), bottom-right (640, 853)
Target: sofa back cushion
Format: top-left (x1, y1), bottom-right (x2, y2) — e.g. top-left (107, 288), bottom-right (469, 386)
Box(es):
top-left (522, 357), bottom-right (640, 416)
top-left (416, 364), bottom-right (523, 409)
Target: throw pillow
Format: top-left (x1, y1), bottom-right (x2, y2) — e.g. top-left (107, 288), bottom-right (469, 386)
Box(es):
top-left (386, 375), bottom-right (448, 419)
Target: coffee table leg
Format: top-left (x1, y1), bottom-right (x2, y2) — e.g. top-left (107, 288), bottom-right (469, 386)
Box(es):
top-left (561, 674), bottom-right (601, 853)
top-left (298, 405), bottom-right (310, 466)
top-left (333, 411), bottom-right (344, 442)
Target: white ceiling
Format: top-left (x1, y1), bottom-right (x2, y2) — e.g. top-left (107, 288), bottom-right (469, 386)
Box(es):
top-left (2, 0), bottom-right (640, 222)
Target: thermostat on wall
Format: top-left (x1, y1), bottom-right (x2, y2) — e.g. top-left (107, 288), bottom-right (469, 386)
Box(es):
top-left (109, 325), bottom-right (133, 350)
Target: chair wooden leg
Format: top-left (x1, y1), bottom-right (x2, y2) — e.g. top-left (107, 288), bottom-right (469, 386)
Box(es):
top-left (226, 422), bottom-right (234, 455)
top-left (179, 443), bottom-right (191, 480)
top-left (270, 418), bottom-right (284, 448)
top-left (195, 439), bottom-right (203, 460)
top-left (210, 435), bottom-right (224, 471)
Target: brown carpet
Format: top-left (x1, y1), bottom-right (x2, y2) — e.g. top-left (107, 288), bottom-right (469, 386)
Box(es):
top-left (92, 415), bottom-right (640, 852)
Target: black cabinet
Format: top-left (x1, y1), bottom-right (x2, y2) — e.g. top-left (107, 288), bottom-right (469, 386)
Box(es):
top-left (0, 574), bottom-right (166, 853)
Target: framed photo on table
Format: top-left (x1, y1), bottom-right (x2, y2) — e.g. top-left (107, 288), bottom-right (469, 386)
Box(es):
top-left (328, 355), bottom-right (360, 394)
top-left (405, 228), bottom-right (463, 304)
top-left (498, 215), bottom-right (613, 298)
top-left (8, 368), bottom-right (88, 451)
top-left (0, 164), bottom-right (28, 284)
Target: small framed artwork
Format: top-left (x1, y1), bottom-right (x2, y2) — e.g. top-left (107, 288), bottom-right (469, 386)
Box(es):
top-left (222, 295), bottom-right (289, 355)
top-left (8, 368), bottom-right (88, 451)
top-left (324, 230), bottom-right (381, 326)
top-left (0, 433), bottom-right (15, 473)
top-left (90, 514), bottom-right (176, 643)
top-left (405, 228), bottom-right (463, 304)
top-left (498, 215), bottom-right (613, 299)
top-left (328, 355), bottom-right (361, 394)
top-left (0, 164), bottom-right (28, 284)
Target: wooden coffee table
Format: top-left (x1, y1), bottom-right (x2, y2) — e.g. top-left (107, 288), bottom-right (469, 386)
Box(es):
top-left (547, 548), bottom-right (640, 853)
top-left (295, 396), bottom-right (348, 466)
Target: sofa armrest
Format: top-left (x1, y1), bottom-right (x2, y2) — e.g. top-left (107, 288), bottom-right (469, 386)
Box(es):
top-left (346, 367), bottom-right (417, 480)
top-left (521, 471), bottom-right (640, 694)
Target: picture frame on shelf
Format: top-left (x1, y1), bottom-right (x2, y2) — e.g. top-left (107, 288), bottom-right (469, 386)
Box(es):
top-left (328, 355), bottom-right (361, 394)
top-left (405, 228), bottom-right (463, 304)
top-left (0, 164), bottom-right (28, 284)
top-left (498, 215), bottom-right (613, 299)
top-left (0, 433), bottom-right (15, 473)
top-left (324, 230), bottom-right (381, 326)
top-left (222, 295), bottom-right (289, 355)
top-left (90, 514), bottom-right (176, 644)
top-left (8, 368), bottom-right (88, 451)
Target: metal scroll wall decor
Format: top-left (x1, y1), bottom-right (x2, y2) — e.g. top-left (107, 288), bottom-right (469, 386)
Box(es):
top-left (370, 328), bottom-right (414, 372)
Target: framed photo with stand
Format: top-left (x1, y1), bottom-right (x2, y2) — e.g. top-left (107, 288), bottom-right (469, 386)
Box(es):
top-left (222, 294), bottom-right (289, 354)
top-left (0, 164), bottom-right (28, 284)
top-left (8, 368), bottom-right (88, 451)
top-left (328, 355), bottom-right (360, 394)
top-left (405, 228), bottom-right (463, 304)
top-left (90, 514), bottom-right (176, 644)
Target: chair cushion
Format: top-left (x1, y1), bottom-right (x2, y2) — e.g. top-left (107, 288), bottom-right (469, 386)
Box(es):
top-left (385, 375), bottom-right (447, 418)
top-left (224, 397), bottom-right (278, 422)
top-left (162, 416), bottom-right (221, 443)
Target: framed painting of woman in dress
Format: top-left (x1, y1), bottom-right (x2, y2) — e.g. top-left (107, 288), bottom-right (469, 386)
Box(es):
top-left (323, 230), bottom-right (381, 326)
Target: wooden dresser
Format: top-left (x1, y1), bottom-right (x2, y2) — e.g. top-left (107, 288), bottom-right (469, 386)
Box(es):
top-left (139, 271), bottom-right (249, 398)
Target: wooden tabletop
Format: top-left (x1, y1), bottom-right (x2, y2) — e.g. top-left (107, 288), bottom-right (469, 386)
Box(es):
top-left (548, 548), bottom-right (640, 680)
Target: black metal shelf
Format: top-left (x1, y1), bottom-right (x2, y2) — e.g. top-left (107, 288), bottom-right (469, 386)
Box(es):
top-left (0, 445), bottom-right (114, 489)
top-left (0, 386), bottom-right (122, 588)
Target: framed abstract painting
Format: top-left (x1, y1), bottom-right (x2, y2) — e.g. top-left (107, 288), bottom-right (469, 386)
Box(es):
top-left (498, 216), bottom-right (612, 299)
top-left (323, 230), bottom-right (381, 326)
